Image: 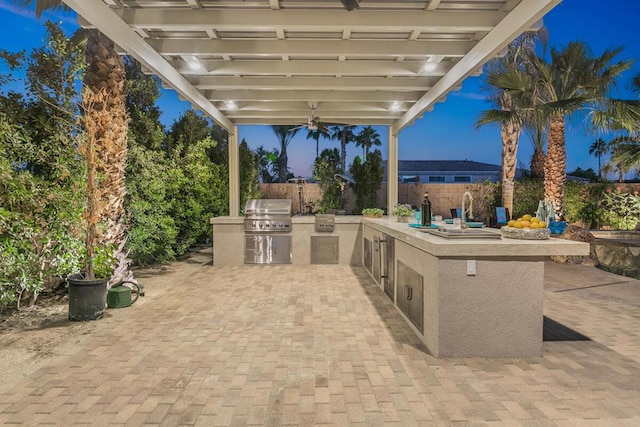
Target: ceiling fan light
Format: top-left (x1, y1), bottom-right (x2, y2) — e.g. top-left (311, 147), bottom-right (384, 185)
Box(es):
top-left (225, 100), bottom-right (237, 110)
top-left (390, 101), bottom-right (401, 111)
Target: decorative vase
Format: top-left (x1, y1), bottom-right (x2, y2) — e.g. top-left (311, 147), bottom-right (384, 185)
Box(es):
top-left (397, 216), bottom-right (410, 223)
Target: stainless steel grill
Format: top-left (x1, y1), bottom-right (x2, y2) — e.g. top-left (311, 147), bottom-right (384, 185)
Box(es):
top-left (244, 199), bottom-right (292, 264)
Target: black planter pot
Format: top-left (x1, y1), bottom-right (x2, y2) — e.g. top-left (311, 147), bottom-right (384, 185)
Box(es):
top-left (67, 273), bottom-right (109, 321)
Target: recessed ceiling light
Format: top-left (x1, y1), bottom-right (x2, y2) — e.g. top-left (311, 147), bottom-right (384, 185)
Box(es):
top-left (225, 101), bottom-right (237, 110)
top-left (422, 62), bottom-right (438, 72)
top-left (390, 102), bottom-right (401, 111)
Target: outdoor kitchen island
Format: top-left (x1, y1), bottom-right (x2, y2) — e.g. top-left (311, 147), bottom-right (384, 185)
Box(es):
top-left (362, 217), bottom-right (590, 358)
top-left (211, 214), bottom-right (589, 358)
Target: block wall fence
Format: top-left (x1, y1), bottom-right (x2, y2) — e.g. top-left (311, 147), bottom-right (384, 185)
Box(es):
top-left (259, 182), bottom-right (640, 217)
top-left (260, 183), bottom-right (471, 216)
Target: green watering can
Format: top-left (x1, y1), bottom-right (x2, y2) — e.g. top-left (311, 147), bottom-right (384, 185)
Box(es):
top-left (107, 281), bottom-right (142, 309)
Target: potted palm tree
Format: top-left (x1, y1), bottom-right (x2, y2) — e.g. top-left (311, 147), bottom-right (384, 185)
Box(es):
top-left (14, 1), bottom-right (133, 317)
top-left (67, 89), bottom-right (118, 321)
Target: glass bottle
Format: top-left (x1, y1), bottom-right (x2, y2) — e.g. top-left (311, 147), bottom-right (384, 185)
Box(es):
top-left (421, 191), bottom-right (432, 226)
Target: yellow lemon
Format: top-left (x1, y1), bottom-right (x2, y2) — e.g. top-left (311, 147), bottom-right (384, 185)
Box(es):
top-left (521, 220), bottom-right (531, 228)
top-left (538, 221), bottom-right (547, 228)
top-left (514, 221), bottom-right (523, 228)
top-left (530, 222), bottom-right (539, 229)
top-left (531, 217), bottom-right (539, 223)
top-left (522, 214), bottom-right (532, 221)
top-left (507, 220), bottom-right (516, 227)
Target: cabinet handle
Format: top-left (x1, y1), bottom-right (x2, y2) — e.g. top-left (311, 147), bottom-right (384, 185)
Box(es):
top-left (404, 285), bottom-right (412, 300)
top-left (333, 245), bottom-right (338, 256)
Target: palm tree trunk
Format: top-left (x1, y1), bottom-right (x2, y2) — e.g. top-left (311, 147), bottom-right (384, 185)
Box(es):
top-left (84, 30), bottom-right (132, 286)
top-left (341, 138), bottom-right (347, 173)
top-left (316, 135), bottom-right (320, 159)
top-left (530, 147), bottom-right (545, 179)
top-left (597, 155), bottom-right (602, 180)
top-left (544, 114), bottom-right (567, 220)
top-left (501, 119), bottom-right (520, 217)
top-left (278, 148), bottom-right (288, 183)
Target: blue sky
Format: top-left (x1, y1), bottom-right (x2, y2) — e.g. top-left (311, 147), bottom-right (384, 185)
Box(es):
top-left (1, 0), bottom-right (639, 178)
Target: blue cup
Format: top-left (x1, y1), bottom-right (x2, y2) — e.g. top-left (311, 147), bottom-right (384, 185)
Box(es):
top-left (413, 211), bottom-right (422, 224)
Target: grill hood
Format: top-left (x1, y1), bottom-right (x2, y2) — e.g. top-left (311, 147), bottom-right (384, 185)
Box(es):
top-left (244, 199), bottom-right (292, 216)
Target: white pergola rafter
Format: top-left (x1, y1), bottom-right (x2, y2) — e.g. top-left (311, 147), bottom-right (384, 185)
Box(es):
top-left (184, 76), bottom-right (445, 91)
top-left (166, 59), bottom-right (454, 77)
top-left (204, 90), bottom-right (429, 103)
top-left (116, 9), bottom-right (505, 32)
top-left (146, 39), bottom-right (477, 58)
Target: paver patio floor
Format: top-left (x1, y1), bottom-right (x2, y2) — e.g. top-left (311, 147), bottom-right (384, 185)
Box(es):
top-left (1, 248), bottom-right (639, 426)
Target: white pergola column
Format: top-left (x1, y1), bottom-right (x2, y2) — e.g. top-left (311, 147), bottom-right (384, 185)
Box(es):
top-left (387, 127), bottom-right (398, 215)
top-left (228, 126), bottom-right (240, 216)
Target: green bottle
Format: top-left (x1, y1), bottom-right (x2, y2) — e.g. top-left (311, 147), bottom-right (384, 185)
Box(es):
top-left (421, 191), bottom-right (431, 226)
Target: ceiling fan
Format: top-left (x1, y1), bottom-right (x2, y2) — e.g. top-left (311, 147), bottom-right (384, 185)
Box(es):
top-left (288, 104), bottom-right (348, 133)
top-left (340, 0), bottom-right (360, 11)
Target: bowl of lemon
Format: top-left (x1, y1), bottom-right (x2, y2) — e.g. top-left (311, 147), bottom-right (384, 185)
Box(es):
top-left (500, 214), bottom-right (551, 240)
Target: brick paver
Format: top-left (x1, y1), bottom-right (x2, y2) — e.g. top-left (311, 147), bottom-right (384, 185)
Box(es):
top-left (1, 251), bottom-right (639, 425)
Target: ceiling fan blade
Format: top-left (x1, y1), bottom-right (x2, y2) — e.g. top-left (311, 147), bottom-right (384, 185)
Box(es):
top-left (287, 124), bottom-right (307, 132)
top-left (340, 0), bottom-right (360, 11)
top-left (321, 121), bottom-right (351, 128)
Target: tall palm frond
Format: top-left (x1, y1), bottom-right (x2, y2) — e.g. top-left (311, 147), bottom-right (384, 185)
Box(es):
top-left (270, 125), bottom-right (300, 183)
top-left (331, 125), bottom-right (357, 174)
top-left (306, 127), bottom-right (330, 159)
top-left (13, 0), bottom-right (68, 18)
top-left (355, 126), bottom-right (381, 161)
top-left (608, 137), bottom-right (640, 173)
top-left (531, 41), bottom-right (632, 219)
top-left (588, 137), bottom-right (609, 179)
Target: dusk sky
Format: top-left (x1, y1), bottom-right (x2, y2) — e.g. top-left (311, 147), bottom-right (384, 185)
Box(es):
top-left (1, 0), bottom-right (639, 179)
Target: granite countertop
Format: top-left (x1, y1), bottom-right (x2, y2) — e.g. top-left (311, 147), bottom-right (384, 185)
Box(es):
top-left (210, 215), bottom-right (364, 224)
top-left (362, 217), bottom-right (590, 258)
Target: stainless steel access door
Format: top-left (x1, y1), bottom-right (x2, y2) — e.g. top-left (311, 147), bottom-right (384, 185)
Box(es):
top-left (244, 234), bottom-right (292, 264)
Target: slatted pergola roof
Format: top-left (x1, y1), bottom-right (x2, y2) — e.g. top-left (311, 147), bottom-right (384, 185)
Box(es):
top-left (62, 0), bottom-right (561, 214)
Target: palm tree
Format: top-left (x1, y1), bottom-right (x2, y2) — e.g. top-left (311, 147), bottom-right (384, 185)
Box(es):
top-left (531, 42), bottom-right (632, 219)
top-left (523, 111), bottom-right (548, 179)
top-left (477, 34), bottom-right (538, 217)
top-left (16, 0), bottom-right (132, 285)
top-left (607, 136), bottom-right (639, 180)
top-left (270, 125), bottom-right (300, 182)
top-left (331, 125), bottom-right (357, 173)
top-left (588, 137), bottom-right (609, 180)
top-left (355, 126), bottom-right (382, 161)
top-left (591, 72), bottom-right (640, 176)
top-left (306, 126), bottom-right (330, 159)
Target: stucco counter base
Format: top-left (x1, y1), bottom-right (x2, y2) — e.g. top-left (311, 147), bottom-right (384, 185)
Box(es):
top-left (363, 217), bottom-right (590, 358)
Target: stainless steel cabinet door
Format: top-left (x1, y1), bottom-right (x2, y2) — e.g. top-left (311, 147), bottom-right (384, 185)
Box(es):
top-left (363, 238), bottom-right (372, 274)
top-left (396, 261), bottom-right (424, 333)
top-left (310, 236), bottom-right (339, 264)
top-left (244, 234), bottom-right (292, 264)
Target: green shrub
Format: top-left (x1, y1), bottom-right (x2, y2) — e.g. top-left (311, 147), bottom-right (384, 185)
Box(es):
top-left (600, 186), bottom-right (640, 230)
top-left (349, 150), bottom-right (384, 213)
top-left (512, 178), bottom-right (545, 219)
top-left (563, 182), bottom-right (608, 227)
top-left (313, 148), bottom-right (342, 213)
top-left (125, 143), bottom-right (179, 265)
